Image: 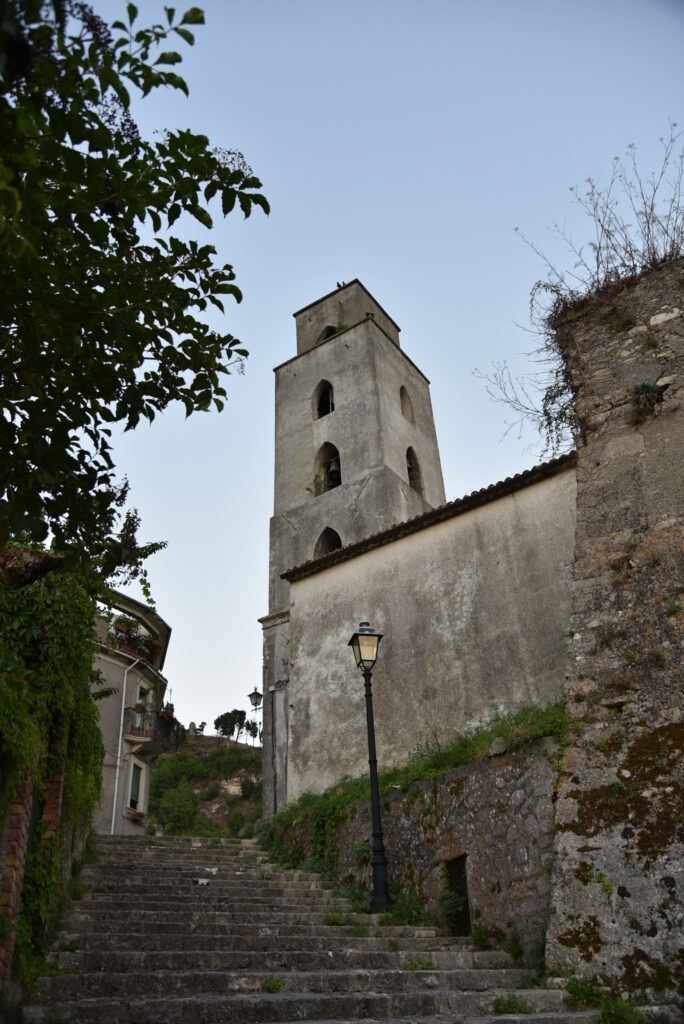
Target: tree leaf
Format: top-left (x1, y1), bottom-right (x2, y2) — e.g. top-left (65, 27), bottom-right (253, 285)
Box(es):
top-left (173, 26), bottom-right (195, 44)
top-left (155, 51), bottom-right (183, 66)
top-left (190, 205), bottom-right (212, 228)
top-left (180, 7), bottom-right (205, 25)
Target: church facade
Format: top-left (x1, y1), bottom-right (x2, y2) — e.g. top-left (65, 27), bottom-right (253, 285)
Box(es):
top-left (260, 280), bottom-right (576, 816)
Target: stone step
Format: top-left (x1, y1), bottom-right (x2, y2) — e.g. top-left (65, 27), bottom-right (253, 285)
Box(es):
top-left (96, 836), bottom-right (260, 847)
top-left (58, 919), bottom-right (442, 941)
top-left (49, 947), bottom-right (514, 974)
top-left (70, 895), bottom-right (341, 912)
top-left (63, 908), bottom-right (400, 928)
top-left (79, 876), bottom-right (337, 897)
top-left (23, 987), bottom-right (566, 1023)
top-left (242, 1015), bottom-right (601, 1024)
top-left (54, 930), bottom-right (464, 953)
top-left (91, 847), bottom-right (267, 859)
top-left (79, 877), bottom-right (337, 895)
top-left (81, 864), bottom-right (334, 883)
top-left (87, 855), bottom-right (271, 868)
top-left (34, 966), bottom-right (530, 1000)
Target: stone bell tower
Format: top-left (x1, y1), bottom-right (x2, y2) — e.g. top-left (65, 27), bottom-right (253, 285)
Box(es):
top-left (260, 280), bottom-right (445, 816)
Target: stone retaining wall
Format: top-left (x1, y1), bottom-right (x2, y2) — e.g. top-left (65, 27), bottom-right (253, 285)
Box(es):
top-left (276, 739), bottom-right (557, 955)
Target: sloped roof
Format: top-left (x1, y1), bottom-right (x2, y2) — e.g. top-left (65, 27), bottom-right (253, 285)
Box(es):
top-left (281, 451), bottom-right (577, 582)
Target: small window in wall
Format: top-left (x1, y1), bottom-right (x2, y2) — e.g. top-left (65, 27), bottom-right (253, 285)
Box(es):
top-left (129, 763), bottom-right (143, 811)
top-left (314, 442), bottom-right (341, 494)
top-left (314, 379), bottom-right (335, 419)
top-left (314, 527), bottom-right (343, 558)
top-left (400, 385), bottom-right (415, 424)
top-left (406, 446), bottom-right (423, 495)
top-left (444, 854), bottom-right (471, 936)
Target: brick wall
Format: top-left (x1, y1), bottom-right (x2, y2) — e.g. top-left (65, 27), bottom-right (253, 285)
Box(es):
top-left (0, 778), bottom-right (33, 983)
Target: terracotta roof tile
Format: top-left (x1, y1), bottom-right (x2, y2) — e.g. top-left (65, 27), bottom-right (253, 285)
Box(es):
top-left (281, 451), bottom-right (577, 582)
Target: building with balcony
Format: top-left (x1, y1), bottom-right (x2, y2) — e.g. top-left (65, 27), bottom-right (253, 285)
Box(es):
top-left (92, 592), bottom-right (172, 835)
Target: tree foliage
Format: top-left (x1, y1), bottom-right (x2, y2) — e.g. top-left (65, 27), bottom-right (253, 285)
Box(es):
top-left (0, 2), bottom-right (269, 569)
top-left (214, 707), bottom-right (247, 741)
top-left (477, 124), bottom-right (684, 454)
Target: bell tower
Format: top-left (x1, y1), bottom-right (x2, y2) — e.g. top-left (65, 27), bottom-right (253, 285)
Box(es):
top-left (260, 280), bottom-right (445, 815)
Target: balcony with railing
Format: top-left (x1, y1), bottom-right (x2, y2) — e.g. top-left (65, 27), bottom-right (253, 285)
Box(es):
top-left (108, 617), bottom-right (161, 668)
top-left (123, 706), bottom-right (159, 741)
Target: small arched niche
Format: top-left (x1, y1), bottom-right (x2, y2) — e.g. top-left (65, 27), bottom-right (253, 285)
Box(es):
top-left (406, 446), bottom-right (423, 495)
top-left (317, 325), bottom-right (338, 344)
top-left (314, 379), bottom-right (335, 419)
top-left (314, 527), bottom-right (342, 559)
top-left (400, 385), bottom-right (415, 424)
top-left (314, 442), bottom-right (341, 494)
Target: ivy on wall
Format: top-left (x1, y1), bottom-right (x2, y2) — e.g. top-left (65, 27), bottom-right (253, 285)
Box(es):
top-left (0, 557), bottom-right (103, 974)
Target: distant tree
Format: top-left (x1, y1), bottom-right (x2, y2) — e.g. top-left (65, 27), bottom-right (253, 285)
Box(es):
top-left (214, 710), bottom-right (237, 739)
top-left (245, 720), bottom-right (259, 745)
top-left (233, 709), bottom-right (247, 744)
top-left (214, 708), bottom-right (248, 741)
top-left (0, 2), bottom-right (268, 574)
top-left (196, 721), bottom-right (206, 735)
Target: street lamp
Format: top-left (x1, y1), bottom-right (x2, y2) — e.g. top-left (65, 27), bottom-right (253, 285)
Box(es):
top-left (348, 621), bottom-right (390, 913)
top-left (247, 687), bottom-right (263, 746)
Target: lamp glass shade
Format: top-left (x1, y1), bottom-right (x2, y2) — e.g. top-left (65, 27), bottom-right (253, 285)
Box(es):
top-left (348, 622), bottom-right (382, 670)
top-left (248, 687), bottom-right (263, 708)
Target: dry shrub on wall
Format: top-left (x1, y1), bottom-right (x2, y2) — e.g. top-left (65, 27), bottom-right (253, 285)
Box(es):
top-left (476, 122), bottom-right (684, 455)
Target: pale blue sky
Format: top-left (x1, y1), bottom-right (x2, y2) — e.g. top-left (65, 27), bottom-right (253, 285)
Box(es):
top-left (95, 0), bottom-right (683, 730)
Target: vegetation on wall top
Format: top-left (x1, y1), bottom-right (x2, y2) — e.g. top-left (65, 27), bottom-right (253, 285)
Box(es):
top-left (477, 123), bottom-right (684, 454)
top-left (260, 701), bottom-right (567, 871)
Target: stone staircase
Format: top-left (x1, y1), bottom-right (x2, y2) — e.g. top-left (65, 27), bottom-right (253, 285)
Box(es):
top-left (20, 836), bottom-right (611, 1022)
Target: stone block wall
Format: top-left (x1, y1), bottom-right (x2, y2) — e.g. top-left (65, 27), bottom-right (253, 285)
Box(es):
top-left (546, 260), bottom-right (684, 999)
top-left (277, 740), bottom-right (557, 954)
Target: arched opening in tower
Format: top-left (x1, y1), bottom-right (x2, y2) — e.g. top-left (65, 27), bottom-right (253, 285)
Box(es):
top-left (400, 385), bottom-right (415, 424)
top-left (314, 379), bottom-right (335, 419)
top-left (314, 442), bottom-right (342, 493)
top-left (406, 446), bottom-right (423, 495)
top-left (313, 527), bottom-right (343, 558)
top-left (317, 325), bottom-right (338, 344)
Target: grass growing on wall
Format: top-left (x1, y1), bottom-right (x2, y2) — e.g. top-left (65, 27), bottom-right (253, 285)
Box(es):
top-left (259, 701), bottom-right (567, 871)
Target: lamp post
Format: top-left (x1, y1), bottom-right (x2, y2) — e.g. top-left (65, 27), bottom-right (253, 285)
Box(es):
top-left (248, 687), bottom-right (263, 746)
top-left (348, 621), bottom-right (390, 913)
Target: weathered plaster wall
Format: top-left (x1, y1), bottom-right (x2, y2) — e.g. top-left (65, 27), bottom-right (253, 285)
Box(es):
top-left (263, 287), bottom-right (447, 816)
top-left (92, 654), bottom-right (156, 836)
top-left (287, 468), bottom-right (576, 802)
top-left (274, 740), bottom-right (557, 953)
top-left (270, 319), bottom-right (445, 611)
top-left (546, 260), bottom-right (684, 999)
